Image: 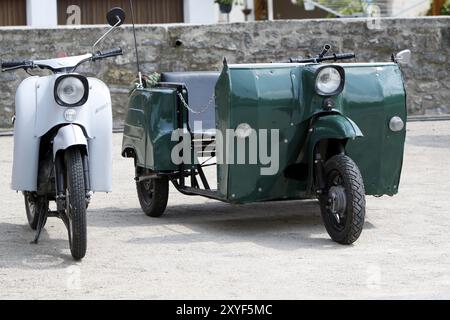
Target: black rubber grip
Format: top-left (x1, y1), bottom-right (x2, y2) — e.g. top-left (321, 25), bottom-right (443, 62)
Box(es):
top-left (93, 47), bottom-right (123, 61)
top-left (333, 53), bottom-right (356, 60)
top-left (1, 60), bottom-right (31, 69)
top-left (100, 47), bottom-right (123, 56)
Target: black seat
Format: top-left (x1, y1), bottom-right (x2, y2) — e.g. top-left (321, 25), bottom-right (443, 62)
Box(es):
top-left (161, 72), bottom-right (219, 136)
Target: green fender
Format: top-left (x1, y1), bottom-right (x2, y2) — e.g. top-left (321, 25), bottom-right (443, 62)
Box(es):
top-left (311, 114), bottom-right (363, 142)
top-left (304, 114), bottom-right (364, 194)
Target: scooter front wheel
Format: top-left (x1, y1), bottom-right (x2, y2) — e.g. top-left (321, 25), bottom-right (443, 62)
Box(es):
top-left (23, 192), bottom-right (48, 230)
top-left (65, 148), bottom-right (87, 260)
top-left (319, 154), bottom-right (366, 245)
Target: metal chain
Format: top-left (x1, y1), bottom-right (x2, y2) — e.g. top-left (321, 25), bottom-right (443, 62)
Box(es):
top-left (177, 92), bottom-right (215, 114)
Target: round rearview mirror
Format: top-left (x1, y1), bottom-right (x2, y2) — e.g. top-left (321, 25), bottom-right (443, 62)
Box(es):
top-left (395, 49), bottom-right (411, 65)
top-left (107, 7), bottom-right (126, 27)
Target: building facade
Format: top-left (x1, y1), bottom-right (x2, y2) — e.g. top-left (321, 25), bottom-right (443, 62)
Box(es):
top-left (0, 0), bottom-right (434, 27)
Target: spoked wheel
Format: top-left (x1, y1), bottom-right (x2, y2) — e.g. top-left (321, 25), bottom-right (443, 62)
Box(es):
top-left (65, 148), bottom-right (87, 260)
top-left (136, 167), bottom-right (169, 217)
top-left (23, 192), bottom-right (48, 230)
top-left (319, 154), bottom-right (366, 245)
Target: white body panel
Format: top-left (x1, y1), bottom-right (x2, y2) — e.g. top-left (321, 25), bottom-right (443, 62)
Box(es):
top-left (11, 74), bottom-right (113, 192)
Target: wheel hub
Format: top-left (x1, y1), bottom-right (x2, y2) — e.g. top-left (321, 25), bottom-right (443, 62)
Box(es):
top-left (143, 180), bottom-right (153, 192)
top-left (327, 185), bottom-right (347, 223)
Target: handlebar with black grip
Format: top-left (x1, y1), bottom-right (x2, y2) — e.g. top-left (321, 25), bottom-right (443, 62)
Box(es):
top-left (332, 53), bottom-right (356, 60)
top-left (287, 52), bottom-right (356, 63)
top-left (1, 60), bottom-right (33, 69)
top-left (92, 47), bottom-right (123, 61)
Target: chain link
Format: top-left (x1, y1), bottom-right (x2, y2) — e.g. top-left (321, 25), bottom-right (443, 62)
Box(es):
top-left (177, 92), bottom-right (215, 114)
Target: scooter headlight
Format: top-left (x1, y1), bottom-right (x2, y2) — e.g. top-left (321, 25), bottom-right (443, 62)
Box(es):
top-left (54, 75), bottom-right (89, 107)
top-left (315, 66), bottom-right (345, 96)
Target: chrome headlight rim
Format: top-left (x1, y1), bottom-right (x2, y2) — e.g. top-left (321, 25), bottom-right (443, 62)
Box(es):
top-left (314, 65), bottom-right (345, 97)
top-left (54, 74), bottom-right (89, 107)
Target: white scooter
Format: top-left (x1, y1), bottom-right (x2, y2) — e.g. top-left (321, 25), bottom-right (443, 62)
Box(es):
top-left (1, 7), bottom-right (126, 260)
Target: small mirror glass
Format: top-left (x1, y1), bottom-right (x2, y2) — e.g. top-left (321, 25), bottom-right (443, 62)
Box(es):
top-left (107, 7), bottom-right (126, 27)
top-left (395, 49), bottom-right (411, 65)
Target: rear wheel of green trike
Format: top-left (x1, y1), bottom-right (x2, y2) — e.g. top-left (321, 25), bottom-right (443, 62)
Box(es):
top-left (136, 168), bottom-right (169, 217)
top-left (319, 154), bottom-right (366, 245)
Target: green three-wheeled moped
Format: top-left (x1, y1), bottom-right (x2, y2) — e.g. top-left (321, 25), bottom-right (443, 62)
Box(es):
top-left (122, 45), bottom-right (409, 244)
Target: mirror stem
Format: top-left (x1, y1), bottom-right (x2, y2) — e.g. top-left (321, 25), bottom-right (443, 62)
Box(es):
top-left (92, 16), bottom-right (122, 52)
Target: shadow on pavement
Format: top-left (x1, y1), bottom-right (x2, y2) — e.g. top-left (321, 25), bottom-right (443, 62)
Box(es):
top-left (88, 200), bottom-right (375, 251)
top-left (0, 222), bottom-right (79, 269)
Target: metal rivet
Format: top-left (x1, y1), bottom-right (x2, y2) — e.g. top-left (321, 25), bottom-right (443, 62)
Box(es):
top-left (284, 139), bottom-right (288, 143)
top-left (232, 194), bottom-right (235, 198)
top-left (291, 74), bottom-right (296, 79)
top-left (290, 123), bottom-right (294, 126)
top-left (258, 188), bottom-right (262, 192)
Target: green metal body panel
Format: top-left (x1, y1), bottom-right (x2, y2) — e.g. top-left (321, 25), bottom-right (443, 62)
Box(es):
top-left (122, 87), bottom-right (181, 171)
top-left (215, 62), bottom-right (406, 202)
top-left (342, 64), bottom-right (407, 196)
top-left (122, 61), bottom-right (406, 203)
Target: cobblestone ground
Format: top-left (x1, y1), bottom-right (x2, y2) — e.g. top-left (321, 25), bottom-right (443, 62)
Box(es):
top-left (0, 121), bottom-right (449, 299)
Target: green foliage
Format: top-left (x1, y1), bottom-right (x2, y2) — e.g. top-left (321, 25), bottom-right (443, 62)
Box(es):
top-left (215, 0), bottom-right (244, 5)
top-left (442, 0), bottom-right (450, 15)
top-left (129, 73), bottom-right (161, 96)
top-left (215, 0), bottom-right (233, 5)
top-left (294, 0), bottom-right (365, 16)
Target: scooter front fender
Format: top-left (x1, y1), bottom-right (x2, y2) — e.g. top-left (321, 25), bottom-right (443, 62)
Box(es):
top-left (53, 124), bottom-right (87, 158)
top-left (303, 114), bottom-right (364, 195)
top-left (310, 114), bottom-right (364, 142)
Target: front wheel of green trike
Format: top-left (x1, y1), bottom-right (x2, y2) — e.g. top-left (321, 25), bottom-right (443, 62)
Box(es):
top-left (319, 154), bottom-right (366, 245)
top-left (136, 172), bottom-right (169, 217)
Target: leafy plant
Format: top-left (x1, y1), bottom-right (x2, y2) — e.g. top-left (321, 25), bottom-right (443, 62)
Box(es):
top-left (215, 0), bottom-right (244, 5)
top-left (293, 0), bottom-right (365, 16)
top-left (442, 0), bottom-right (450, 15)
top-left (215, 0), bottom-right (233, 5)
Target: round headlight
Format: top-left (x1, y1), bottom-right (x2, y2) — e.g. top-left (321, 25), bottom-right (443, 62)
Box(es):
top-left (315, 67), bottom-right (344, 96)
top-left (55, 76), bottom-right (87, 106)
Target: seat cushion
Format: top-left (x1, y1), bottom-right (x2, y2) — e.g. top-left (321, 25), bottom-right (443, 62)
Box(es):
top-left (161, 71), bottom-right (219, 135)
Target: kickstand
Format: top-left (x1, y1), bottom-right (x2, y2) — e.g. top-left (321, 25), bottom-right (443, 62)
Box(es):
top-left (31, 210), bottom-right (48, 244)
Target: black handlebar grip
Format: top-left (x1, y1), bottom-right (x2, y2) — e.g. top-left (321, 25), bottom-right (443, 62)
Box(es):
top-left (334, 53), bottom-right (356, 60)
top-left (95, 47), bottom-right (123, 59)
top-left (1, 60), bottom-right (31, 69)
top-left (102, 47), bottom-right (123, 56)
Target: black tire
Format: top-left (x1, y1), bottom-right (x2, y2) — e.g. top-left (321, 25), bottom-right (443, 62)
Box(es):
top-left (319, 154), bottom-right (365, 245)
top-left (136, 168), bottom-right (169, 217)
top-left (23, 192), bottom-right (48, 230)
top-left (65, 148), bottom-right (87, 260)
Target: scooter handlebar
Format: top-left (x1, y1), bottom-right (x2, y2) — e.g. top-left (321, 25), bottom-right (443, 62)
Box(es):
top-left (92, 47), bottom-right (123, 61)
top-left (285, 52), bottom-right (356, 63)
top-left (1, 60), bottom-right (33, 70)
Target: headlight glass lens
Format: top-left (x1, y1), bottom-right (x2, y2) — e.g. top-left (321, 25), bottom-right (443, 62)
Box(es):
top-left (56, 77), bottom-right (85, 105)
top-left (316, 67), bottom-right (342, 95)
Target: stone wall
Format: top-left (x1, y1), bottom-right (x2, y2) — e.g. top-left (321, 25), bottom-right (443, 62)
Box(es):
top-left (0, 17), bottom-right (449, 129)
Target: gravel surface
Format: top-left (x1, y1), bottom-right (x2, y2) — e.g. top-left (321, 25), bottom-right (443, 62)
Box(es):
top-left (1, 121), bottom-right (450, 299)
